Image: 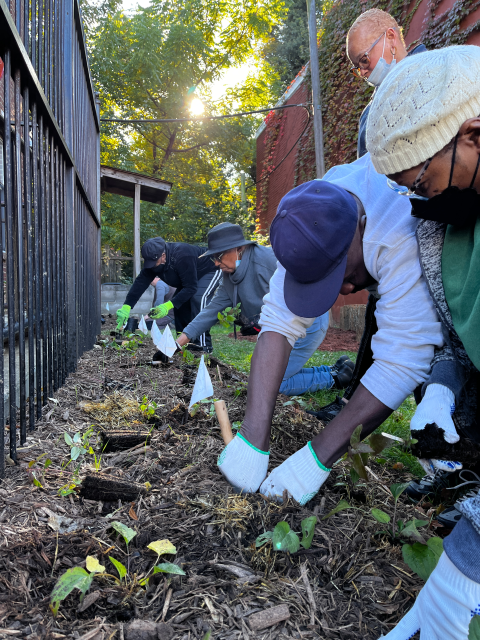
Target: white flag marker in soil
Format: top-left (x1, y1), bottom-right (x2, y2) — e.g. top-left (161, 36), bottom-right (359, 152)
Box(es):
top-left (189, 355), bottom-right (214, 409)
top-left (138, 315), bottom-right (149, 335)
top-left (106, 302), bottom-right (110, 312)
top-left (158, 325), bottom-right (177, 358)
top-left (151, 321), bottom-right (163, 350)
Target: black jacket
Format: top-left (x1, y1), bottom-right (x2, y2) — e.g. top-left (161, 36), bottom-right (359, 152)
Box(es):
top-left (124, 242), bottom-right (216, 310)
top-left (357, 44), bottom-right (427, 158)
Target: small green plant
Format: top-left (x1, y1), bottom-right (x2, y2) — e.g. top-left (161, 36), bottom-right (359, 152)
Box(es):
top-left (402, 537), bottom-right (444, 581)
top-left (28, 453), bottom-right (53, 488)
top-left (181, 345), bottom-right (196, 364)
top-left (369, 482), bottom-right (428, 543)
top-left (139, 395), bottom-right (158, 419)
top-left (255, 516), bottom-right (317, 553)
top-left (217, 303), bottom-right (241, 329)
top-left (50, 536), bottom-right (184, 616)
top-left (346, 425), bottom-right (396, 484)
top-left (283, 395), bottom-right (310, 409)
top-left (190, 398), bottom-right (217, 417)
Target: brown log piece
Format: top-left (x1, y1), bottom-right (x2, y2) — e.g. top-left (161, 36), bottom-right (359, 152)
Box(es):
top-left (248, 604), bottom-right (290, 631)
top-left (99, 429), bottom-right (152, 453)
top-left (411, 423), bottom-right (480, 465)
top-left (80, 473), bottom-right (147, 502)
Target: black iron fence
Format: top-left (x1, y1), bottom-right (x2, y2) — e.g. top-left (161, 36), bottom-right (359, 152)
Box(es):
top-left (0, 0), bottom-right (100, 475)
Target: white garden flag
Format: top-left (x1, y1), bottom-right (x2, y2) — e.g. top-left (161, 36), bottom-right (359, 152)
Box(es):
top-left (106, 302), bottom-right (110, 312)
top-left (158, 324), bottom-right (177, 358)
top-left (138, 315), bottom-right (149, 335)
top-left (151, 321), bottom-right (163, 350)
top-left (189, 355), bottom-right (214, 409)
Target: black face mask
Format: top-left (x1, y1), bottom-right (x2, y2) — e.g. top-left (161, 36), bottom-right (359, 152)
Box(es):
top-left (410, 134), bottom-right (480, 227)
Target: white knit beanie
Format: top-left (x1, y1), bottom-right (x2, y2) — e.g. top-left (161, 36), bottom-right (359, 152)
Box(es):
top-left (366, 45), bottom-right (480, 175)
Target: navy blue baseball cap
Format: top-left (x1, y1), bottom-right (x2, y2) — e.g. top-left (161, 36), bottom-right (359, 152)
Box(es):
top-left (141, 237), bottom-right (166, 269)
top-left (270, 181), bottom-right (359, 317)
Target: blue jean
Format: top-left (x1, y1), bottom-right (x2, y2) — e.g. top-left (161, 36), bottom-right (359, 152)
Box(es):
top-left (279, 313), bottom-right (333, 396)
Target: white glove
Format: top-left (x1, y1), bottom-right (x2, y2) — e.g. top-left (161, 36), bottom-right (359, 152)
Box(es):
top-left (411, 383), bottom-right (461, 473)
top-left (379, 552), bottom-right (480, 640)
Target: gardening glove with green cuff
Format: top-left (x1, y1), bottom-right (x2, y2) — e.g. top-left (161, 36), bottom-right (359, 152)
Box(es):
top-left (217, 433), bottom-right (269, 493)
top-left (116, 304), bottom-right (131, 330)
top-left (150, 300), bottom-right (173, 319)
top-left (260, 442), bottom-right (331, 506)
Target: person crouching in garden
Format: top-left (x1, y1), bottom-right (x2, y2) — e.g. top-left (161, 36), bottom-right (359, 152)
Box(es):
top-left (366, 44), bottom-right (480, 640)
top-left (116, 237), bottom-right (222, 353)
top-left (176, 222), bottom-right (354, 395)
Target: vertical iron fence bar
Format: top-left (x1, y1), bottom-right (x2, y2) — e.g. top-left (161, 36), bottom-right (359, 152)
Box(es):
top-left (4, 52), bottom-right (18, 460)
top-left (38, 0), bottom-right (43, 87)
top-left (24, 87), bottom-right (35, 432)
top-left (39, 116), bottom-right (47, 408)
top-left (15, 69), bottom-right (27, 445)
top-left (31, 0), bottom-right (37, 70)
top-left (24, 0), bottom-right (29, 55)
top-left (32, 104), bottom-right (42, 420)
top-left (51, 143), bottom-right (58, 391)
top-left (0, 54), bottom-right (8, 477)
top-left (45, 130), bottom-right (52, 397)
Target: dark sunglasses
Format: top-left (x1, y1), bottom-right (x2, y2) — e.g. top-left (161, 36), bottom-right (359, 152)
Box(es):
top-left (350, 31), bottom-right (385, 79)
top-left (210, 252), bottom-right (225, 264)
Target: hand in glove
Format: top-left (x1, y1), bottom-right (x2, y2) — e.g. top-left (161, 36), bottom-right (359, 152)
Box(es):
top-left (149, 300), bottom-right (173, 319)
top-left (217, 434), bottom-right (269, 493)
top-left (116, 304), bottom-right (131, 330)
top-left (411, 384), bottom-right (462, 473)
top-left (378, 552), bottom-right (480, 640)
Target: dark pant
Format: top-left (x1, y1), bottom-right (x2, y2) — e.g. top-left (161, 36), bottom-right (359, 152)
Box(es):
top-left (173, 270), bottom-right (222, 349)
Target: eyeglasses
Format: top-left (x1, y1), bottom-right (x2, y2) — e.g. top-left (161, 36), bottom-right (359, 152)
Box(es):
top-left (210, 252), bottom-right (225, 264)
top-left (387, 157), bottom-right (432, 201)
top-left (350, 32), bottom-right (385, 79)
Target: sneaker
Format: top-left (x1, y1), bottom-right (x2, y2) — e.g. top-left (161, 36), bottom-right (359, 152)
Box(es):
top-left (306, 396), bottom-right (347, 424)
top-left (405, 468), bottom-right (454, 502)
top-left (438, 471), bottom-right (480, 529)
top-left (331, 356), bottom-right (355, 390)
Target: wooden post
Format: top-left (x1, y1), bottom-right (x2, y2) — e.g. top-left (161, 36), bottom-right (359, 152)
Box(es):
top-left (214, 400), bottom-right (234, 445)
top-left (306, 0), bottom-right (325, 178)
top-left (133, 183), bottom-right (141, 278)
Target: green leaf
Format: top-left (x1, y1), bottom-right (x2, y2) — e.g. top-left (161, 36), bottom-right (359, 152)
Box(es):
top-left (109, 556), bottom-right (127, 580)
top-left (402, 542), bottom-right (440, 581)
top-left (86, 556), bottom-right (105, 573)
top-left (71, 446), bottom-right (86, 461)
top-left (322, 499), bottom-right (353, 521)
top-left (272, 521), bottom-right (300, 553)
top-left (350, 468), bottom-right (360, 485)
top-left (368, 433), bottom-right (394, 455)
top-left (469, 615), bottom-right (480, 640)
top-left (111, 521), bottom-right (137, 545)
top-left (414, 519), bottom-right (429, 528)
top-left (255, 530), bottom-right (273, 547)
top-left (50, 567), bottom-right (93, 616)
top-left (73, 433), bottom-right (81, 443)
top-left (390, 482), bottom-right (411, 503)
top-left (351, 453), bottom-right (369, 481)
top-left (350, 424), bottom-right (363, 447)
top-left (300, 516), bottom-right (317, 549)
top-left (44, 458), bottom-right (53, 470)
top-left (400, 521), bottom-right (425, 544)
top-left (370, 508), bottom-right (391, 524)
top-left (147, 539), bottom-right (177, 556)
top-left (427, 536), bottom-right (444, 561)
top-left (153, 562), bottom-right (186, 576)
top-left (64, 433), bottom-right (73, 446)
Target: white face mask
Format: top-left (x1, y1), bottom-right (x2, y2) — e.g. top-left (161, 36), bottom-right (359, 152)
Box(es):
top-left (366, 33), bottom-right (396, 87)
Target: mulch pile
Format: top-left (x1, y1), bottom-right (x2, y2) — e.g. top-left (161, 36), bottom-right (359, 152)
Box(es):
top-left (227, 328), bottom-right (359, 352)
top-left (0, 318), bottom-right (442, 639)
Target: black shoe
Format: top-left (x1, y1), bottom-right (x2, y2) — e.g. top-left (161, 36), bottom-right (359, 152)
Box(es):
top-left (331, 357), bottom-right (355, 390)
top-left (306, 395), bottom-right (347, 424)
top-left (186, 343), bottom-right (204, 352)
top-left (405, 469), bottom-right (453, 502)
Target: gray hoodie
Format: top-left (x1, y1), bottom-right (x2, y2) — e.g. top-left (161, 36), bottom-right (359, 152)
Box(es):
top-left (183, 244), bottom-right (277, 340)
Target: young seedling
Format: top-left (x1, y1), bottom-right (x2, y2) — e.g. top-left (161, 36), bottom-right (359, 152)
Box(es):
top-left (28, 453), bottom-right (53, 488)
top-left (139, 395), bottom-right (158, 419)
top-left (346, 425), bottom-right (396, 484)
top-left (217, 303), bottom-right (241, 329)
top-left (255, 516), bottom-right (317, 554)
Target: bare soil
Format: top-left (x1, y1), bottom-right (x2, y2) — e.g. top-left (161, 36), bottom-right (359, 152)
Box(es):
top-left (0, 318), bottom-right (441, 639)
top-left (227, 328), bottom-right (359, 353)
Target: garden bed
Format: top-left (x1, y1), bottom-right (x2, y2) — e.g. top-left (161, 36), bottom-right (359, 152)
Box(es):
top-left (0, 318), bottom-right (447, 639)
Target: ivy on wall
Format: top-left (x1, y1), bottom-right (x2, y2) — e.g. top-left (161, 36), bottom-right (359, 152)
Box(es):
top-left (258, 0), bottom-right (480, 218)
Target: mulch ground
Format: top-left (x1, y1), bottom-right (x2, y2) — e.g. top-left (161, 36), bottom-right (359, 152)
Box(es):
top-left (0, 318), bottom-right (441, 639)
top-left (227, 328), bottom-right (359, 353)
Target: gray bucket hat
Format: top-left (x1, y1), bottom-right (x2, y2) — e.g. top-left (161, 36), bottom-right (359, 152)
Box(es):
top-left (199, 222), bottom-right (256, 258)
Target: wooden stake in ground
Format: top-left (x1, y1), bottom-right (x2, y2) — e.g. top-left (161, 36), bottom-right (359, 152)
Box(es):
top-left (214, 400), bottom-right (233, 445)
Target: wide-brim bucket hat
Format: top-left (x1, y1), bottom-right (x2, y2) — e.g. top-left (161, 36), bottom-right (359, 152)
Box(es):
top-left (199, 222), bottom-right (256, 257)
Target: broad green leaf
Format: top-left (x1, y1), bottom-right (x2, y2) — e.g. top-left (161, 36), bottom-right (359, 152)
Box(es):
top-left (44, 458), bottom-right (53, 470)
top-left (427, 536), bottom-right (444, 561)
top-left (255, 530), bottom-right (273, 547)
top-left (390, 482), bottom-right (411, 503)
top-left (350, 442), bottom-right (374, 455)
top-left (73, 433), bottom-right (81, 443)
top-left (147, 539), bottom-right (177, 556)
top-left (64, 433), bottom-right (73, 446)
top-left (71, 446), bottom-right (86, 461)
top-left (109, 556), bottom-right (127, 580)
top-left (368, 433), bottom-right (394, 455)
top-left (322, 499), bottom-right (353, 521)
top-left (272, 522), bottom-right (300, 553)
top-left (370, 508), bottom-right (390, 524)
top-left (50, 567), bottom-right (93, 616)
top-left (351, 453), bottom-right (369, 481)
top-left (350, 468), bottom-right (360, 484)
top-left (153, 562), bottom-right (186, 576)
top-left (414, 519), bottom-right (429, 528)
top-left (300, 516), bottom-right (317, 549)
top-left (469, 615), bottom-right (480, 640)
top-left (111, 521), bottom-right (137, 545)
top-left (86, 556), bottom-right (105, 573)
top-left (400, 521), bottom-right (425, 544)
top-left (402, 542), bottom-right (440, 581)
top-left (350, 424), bottom-right (363, 447)
top-left (33, 476), bottom-right (43, 488)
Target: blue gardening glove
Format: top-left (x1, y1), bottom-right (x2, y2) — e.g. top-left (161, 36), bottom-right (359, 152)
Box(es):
top-left (411, 383), bottom-right (462, 473)
top-left (116, 304), bottom-right (131, 330)
top-left (150, 300), bottom-right (173, 319)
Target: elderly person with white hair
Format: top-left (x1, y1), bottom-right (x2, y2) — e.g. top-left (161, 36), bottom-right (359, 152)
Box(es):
top-left (367, 44), bottom-right (480, 640)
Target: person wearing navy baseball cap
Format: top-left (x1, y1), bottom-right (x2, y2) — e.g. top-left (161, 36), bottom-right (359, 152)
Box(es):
top-left (217, 153), bottom-right (444, 505)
